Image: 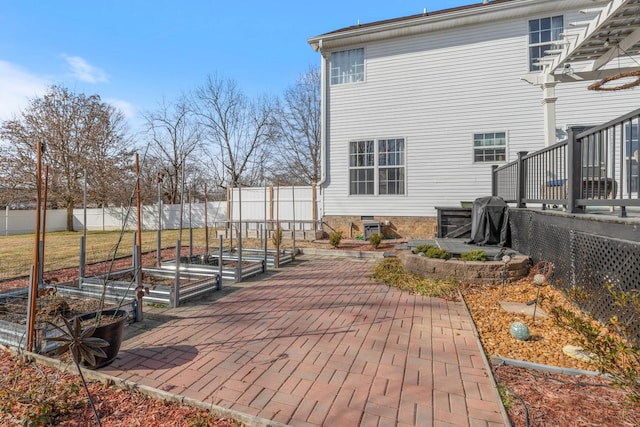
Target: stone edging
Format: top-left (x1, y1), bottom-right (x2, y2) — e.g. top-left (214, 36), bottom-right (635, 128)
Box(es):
top-left (458, 291), bottom-right (514, 427)
top-left (490, 355), bottom-right (604, 377)
top-left (399, 251), bottom-right (530, 285)
top-left (298, 247), bottom-right (388, 259)
top-left (6, 347), bottom-right (290, 427)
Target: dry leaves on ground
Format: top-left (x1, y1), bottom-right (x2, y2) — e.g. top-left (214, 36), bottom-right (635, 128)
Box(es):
top-left (0, 347), bottom-right (241, 427)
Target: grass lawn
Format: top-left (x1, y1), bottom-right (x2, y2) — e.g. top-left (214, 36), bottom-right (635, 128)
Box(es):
top-left (0, 228), bottom-right (210, 280)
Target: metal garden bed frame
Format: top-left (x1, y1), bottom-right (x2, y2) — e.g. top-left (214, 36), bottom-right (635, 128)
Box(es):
top-left (80, 266), bottom-right (221, 308)
top-left (0, 285), bottom-right (137, 353)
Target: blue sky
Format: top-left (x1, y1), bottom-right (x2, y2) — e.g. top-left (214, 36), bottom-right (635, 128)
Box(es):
top-left (0, 0), bottom-right (473, 133)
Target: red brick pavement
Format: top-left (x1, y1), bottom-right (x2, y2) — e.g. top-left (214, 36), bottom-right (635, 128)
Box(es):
top-left (100, 257), bottom-right (506, 427)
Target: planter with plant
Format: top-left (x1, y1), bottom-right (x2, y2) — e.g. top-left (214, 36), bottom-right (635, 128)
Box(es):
top-left (412, 244), bottom-right (451, 260)
top-left (369, 232), bottom-right (383, 249)
top-left (329, 231), bottom-right (343, 248)
top-left (460, 249), bottom-right (487, 262)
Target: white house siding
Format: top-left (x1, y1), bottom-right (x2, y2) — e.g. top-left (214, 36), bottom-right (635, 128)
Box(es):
top-left (321, 3), bottom-right (640, 220)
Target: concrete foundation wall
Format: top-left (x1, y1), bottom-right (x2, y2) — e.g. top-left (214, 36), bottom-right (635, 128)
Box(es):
top-left (322, 215), bottom-right (437, 240)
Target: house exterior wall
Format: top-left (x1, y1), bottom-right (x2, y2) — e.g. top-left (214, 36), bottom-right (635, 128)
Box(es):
top-left (314, 0), bottom-right (640, 238)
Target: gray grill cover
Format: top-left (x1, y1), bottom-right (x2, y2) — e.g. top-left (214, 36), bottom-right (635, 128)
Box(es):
top-left (468, 196), bottom-right (509, 246)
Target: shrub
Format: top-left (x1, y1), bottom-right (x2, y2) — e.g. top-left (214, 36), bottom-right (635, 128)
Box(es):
top-left (369, 232), bottom-right (383, 249)
top-left (424, 247), bottom-right (451, 260)
top-left (271, 228), bottom-right (283, 248)
top-left (328, 231), bottom-right (343, 248)
top-left (549, 285), bottom-right (640, 403)
top-left (460, 250), bottom-right (487, 262)
top-left (412, 244), bottom-right (435, 255)
top-left (412, 244), bottom-right (451, 259)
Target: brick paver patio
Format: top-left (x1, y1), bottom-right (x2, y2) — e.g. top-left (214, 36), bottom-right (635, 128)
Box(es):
top-left (101, 256), bottom-right (506, 426)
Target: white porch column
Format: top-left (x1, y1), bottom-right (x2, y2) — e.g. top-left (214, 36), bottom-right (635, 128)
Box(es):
top-left (542, 74), bottom-right (558, 147)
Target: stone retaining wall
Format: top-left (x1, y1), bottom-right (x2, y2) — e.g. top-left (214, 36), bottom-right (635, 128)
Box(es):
top-left (399, 251), bottom-right (530, 285)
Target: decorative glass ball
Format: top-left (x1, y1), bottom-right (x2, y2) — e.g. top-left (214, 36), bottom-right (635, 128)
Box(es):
top-left (509, 322), bottom-right (530, 341)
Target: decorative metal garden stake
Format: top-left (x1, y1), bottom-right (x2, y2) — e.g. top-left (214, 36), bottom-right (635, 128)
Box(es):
top-left (500, 254), bottom-right (511, 297)
top-left (531, 273), bottom-right (546, 322)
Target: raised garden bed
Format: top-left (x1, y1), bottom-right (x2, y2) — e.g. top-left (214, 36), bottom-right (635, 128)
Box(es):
top-left (399, 250), bottom-right (530, 284)
top-left (80, 267), bottom-right (221, 308)
top-left (0, 285), bottom-right (136, 353)
top-left (161, 248), bottom-right (293, 283)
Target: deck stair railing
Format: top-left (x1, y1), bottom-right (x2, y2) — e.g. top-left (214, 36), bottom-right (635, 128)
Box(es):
top-left (492, 108), bottom-right (640, 217)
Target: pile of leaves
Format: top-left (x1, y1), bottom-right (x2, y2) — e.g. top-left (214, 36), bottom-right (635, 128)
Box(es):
top-left (369, 258), bottom-right (459, 300)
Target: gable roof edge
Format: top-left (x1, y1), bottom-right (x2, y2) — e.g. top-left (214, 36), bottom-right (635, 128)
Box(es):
top-left (308, 0), bottom-right (605, 52)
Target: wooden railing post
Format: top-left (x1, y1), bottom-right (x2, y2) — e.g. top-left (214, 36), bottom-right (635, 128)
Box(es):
top-left (516, 151), bottom-right (528, 208)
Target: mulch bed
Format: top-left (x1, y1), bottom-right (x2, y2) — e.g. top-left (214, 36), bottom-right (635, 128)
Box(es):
top-left (0, 347), bottom-right (241, 426)
top-left (461, 279), bottom-right (640, 426)
top-left (493, 364), bottom-right (638, 427)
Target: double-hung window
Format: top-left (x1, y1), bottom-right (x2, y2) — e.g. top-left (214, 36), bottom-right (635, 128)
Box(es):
top-left (331, 48), bottom-right (364, 85)
top-left (349, 138), bottom-right (405, 195)
top-left (528, 16), bottom-right (564, 71)
top-left (474, 132), bottom-right (507, 163)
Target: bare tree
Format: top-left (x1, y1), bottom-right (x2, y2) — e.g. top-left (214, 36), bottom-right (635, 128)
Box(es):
top-left (142, 97), bottom-right (202, 204)
top-left (272, 66), bottom-right (321, 185)
top-left (192, 74), bottom-right (277, 190)
top-left (0, 85), bottom-right (133, 230)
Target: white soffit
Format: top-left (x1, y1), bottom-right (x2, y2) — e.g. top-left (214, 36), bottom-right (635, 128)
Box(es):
top-left (547, 0), bottom-right (640, 76)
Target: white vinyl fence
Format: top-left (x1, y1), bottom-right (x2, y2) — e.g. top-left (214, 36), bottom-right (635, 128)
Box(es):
top-left (228, 185), bottom-right (321, 232)
top-left (1, 202), bottom-right (226, 236)
top-left (1, 186), bottom-right (322, 236)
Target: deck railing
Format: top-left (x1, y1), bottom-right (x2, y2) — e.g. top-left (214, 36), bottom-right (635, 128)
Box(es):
top-left (492, 108), bottom-right (640, 217)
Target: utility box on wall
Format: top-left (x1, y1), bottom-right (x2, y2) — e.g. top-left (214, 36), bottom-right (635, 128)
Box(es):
top-left (363, 222), bottom-right (381, 239)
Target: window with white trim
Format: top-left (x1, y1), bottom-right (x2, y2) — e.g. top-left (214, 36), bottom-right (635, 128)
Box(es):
top-left (349, 138), bottom-right (405, 195)
top-left (331, 48), bottom-right (364, 85)
top-left (474, 132), bottom-right (506, 163)
top-left (528, 15), bottom-right (564, 71)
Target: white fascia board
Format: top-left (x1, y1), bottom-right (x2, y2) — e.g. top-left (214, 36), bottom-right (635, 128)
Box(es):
top-left (308, 0), bottom-right (606, 52)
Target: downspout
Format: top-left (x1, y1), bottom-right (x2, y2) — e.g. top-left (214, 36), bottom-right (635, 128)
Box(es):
top-left (317, 39), bottom-right (328, 187)
top-left (317, 39), bottom-right (329, 226)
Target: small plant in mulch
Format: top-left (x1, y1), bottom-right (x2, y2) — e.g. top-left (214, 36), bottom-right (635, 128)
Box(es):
top-left (460, 249), bottom-right (487, 262)
top-left (548, 285), bottom-right (640, 404)
top-left (328, 231), bottom-right (343, 248)
top-left (412, 244), bottom-right (451, 260)
top-left (369, 258), bottom-right (459, 301)
top-left (369, 232), bottom-right (383, 249)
